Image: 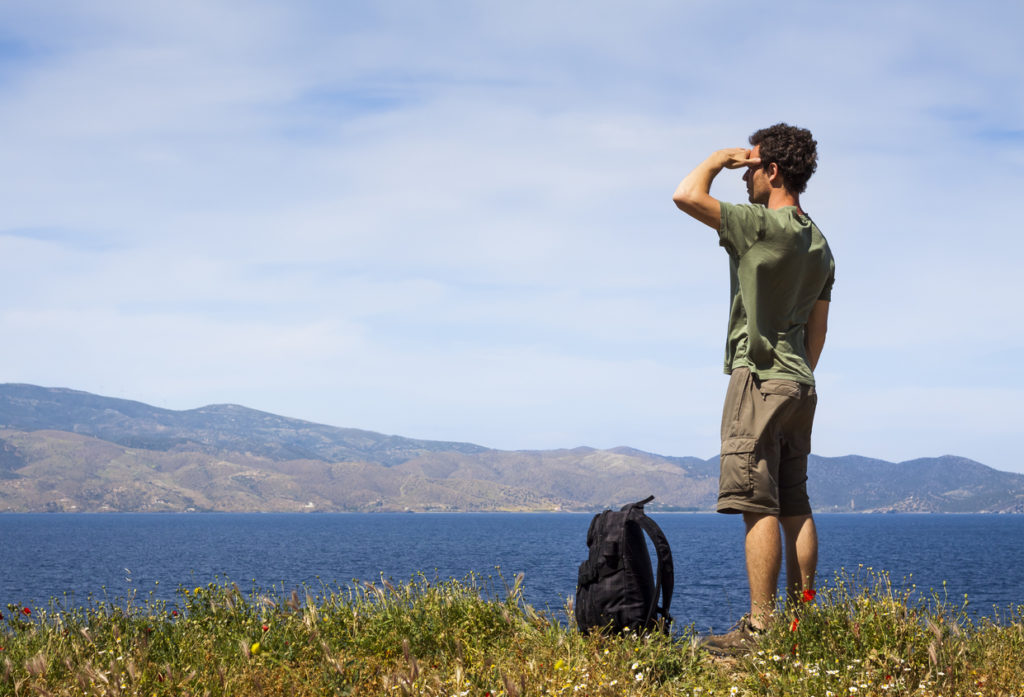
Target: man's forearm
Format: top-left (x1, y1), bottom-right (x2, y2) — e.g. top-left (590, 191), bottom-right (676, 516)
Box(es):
top-left (806, 332), bottom-right (825, 372)
top-left (673, 148), bottom-right (758, 229)
top-left (674, 153), bottom-right (726, 202)
top-left (672, 153), bottom-right (729, 227)
top-left (804, 300), bottom-right (829, 371)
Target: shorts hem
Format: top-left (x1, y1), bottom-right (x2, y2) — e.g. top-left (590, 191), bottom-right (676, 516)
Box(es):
top-left (717, 500), bottom-right (813, 517)
top-left (717, 500), bottom-right (780, 516)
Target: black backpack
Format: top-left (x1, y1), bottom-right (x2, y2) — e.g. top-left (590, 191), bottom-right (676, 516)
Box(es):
top-left (574, 495), bottom-right (674, 634)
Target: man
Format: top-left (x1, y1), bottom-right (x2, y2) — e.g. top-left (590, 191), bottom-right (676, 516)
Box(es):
top-left (672, 123), bottom-right (834, 654)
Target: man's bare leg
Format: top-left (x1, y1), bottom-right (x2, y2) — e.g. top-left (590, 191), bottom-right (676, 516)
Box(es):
top-left (781, 514), bottom-right (818, 602)
top-left (743, 512), bottom-right (781, 629)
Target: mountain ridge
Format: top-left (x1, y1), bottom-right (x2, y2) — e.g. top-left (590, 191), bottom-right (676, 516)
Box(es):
top-left (1, 383), bottom-right (1022, 514)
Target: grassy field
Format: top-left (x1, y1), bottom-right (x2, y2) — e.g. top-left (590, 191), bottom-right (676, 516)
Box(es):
top-left (2, 568), bottom-right (1023, 696)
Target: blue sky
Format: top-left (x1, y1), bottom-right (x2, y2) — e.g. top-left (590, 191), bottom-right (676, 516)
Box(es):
top-left (1, 1), bottom-right (1022, 472)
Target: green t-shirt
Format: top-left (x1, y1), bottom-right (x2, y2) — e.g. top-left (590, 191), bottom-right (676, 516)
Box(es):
top-left (718, 202), bottom-right (835, 385)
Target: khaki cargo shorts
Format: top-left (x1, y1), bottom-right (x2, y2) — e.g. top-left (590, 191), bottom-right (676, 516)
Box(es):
top-left (718, 367), bottom-right (817, 516)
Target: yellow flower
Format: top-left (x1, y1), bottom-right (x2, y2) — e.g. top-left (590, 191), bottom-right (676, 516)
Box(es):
top-left (251, 642), bottom-right (262, 655)
top-left (554, 659), bottom-right (565, 670)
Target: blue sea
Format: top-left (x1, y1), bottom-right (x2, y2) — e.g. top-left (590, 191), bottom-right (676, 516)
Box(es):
top-left (2, 513), bottom-right (1022, 632)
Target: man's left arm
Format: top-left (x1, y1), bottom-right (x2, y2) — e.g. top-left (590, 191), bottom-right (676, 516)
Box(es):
top-left (805, 300), bottom-right (829, 371)
top-left (673, 148), bottom-right (760, 229)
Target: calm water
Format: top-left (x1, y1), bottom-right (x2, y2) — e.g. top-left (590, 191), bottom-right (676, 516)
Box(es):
top-left (2, 513), bottom-right (1022, 632)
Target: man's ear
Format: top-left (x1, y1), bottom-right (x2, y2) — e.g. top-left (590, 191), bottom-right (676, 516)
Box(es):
top-left (766, 162), bottom-right (785, 188)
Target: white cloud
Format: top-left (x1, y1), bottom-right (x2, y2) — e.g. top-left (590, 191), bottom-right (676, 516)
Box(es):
top-left (0, 0), bottom-right (1022, 472)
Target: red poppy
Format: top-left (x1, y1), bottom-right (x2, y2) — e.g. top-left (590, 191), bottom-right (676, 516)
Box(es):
top-left (801, 589), bottom-right (816, 603)
top-left (21, 607), bottom-right (30, 616)
top-left (790, 617), bottom-right (800, 632)
top-left (171, 610), bottom-right (179, 617)
top-left (262, 624), bottom-right (269, 632)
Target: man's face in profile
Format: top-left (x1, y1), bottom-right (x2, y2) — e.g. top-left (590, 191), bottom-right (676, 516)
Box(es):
top-left (742, 145), bottom-right (770, 205)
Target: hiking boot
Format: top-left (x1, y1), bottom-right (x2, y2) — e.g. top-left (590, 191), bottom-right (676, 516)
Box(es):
top-left (701, 616), bottom-right (765, 656)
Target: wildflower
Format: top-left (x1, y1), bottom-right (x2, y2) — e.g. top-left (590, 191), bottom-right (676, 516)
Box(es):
top-left (634, 672), bottom-right (643, 682)
top-left (730, 687), bottom-right (739, 695)
top-left (171, 610), bottom-right (179, 617)
top-left (251, 642), bottom-right (262, 655)
top-left (790, 617), bottom-right (800, 632)
top-left (21, 607), bottom-right (30, 616)
top-left (631, 662), bottom-right (640, 671)
top-left (802, 589), bottom-right (816, 602)
top-left (555, 659), bottom-right (565, 670)
top-left (262, 624), bottom-right (269, 632)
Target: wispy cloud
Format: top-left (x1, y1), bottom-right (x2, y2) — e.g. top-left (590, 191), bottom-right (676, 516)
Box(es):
top-left (0, 0), bottom-right (1022, 471)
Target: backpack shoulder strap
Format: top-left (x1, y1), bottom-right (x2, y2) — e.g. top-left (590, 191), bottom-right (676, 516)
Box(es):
top-left (626, 497), bottom-right (674, 627)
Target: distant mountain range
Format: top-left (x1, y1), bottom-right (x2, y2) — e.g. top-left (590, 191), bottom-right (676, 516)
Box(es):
top-left (1, 383), bottom-right (1022, 514)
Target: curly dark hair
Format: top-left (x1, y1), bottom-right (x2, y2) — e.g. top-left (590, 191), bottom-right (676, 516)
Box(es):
top-left (749, 123), bottom-right (818, 195)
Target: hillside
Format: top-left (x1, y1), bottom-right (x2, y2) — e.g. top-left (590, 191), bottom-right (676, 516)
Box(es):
top-left (1, 383), bottom-right (1022, 513)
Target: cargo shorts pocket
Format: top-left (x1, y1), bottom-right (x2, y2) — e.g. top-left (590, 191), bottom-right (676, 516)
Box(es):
top-left (757, 379), bottom-right (801, 399)
top-left (720, 437), bottom-right (757, 495)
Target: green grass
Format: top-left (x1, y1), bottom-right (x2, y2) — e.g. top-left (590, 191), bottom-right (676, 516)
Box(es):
top-left (2, 568), bottom-right (1023, 696)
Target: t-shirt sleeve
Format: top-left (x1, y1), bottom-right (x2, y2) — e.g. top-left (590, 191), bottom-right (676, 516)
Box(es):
top-left (718, 202), bottom-right (765, 259)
